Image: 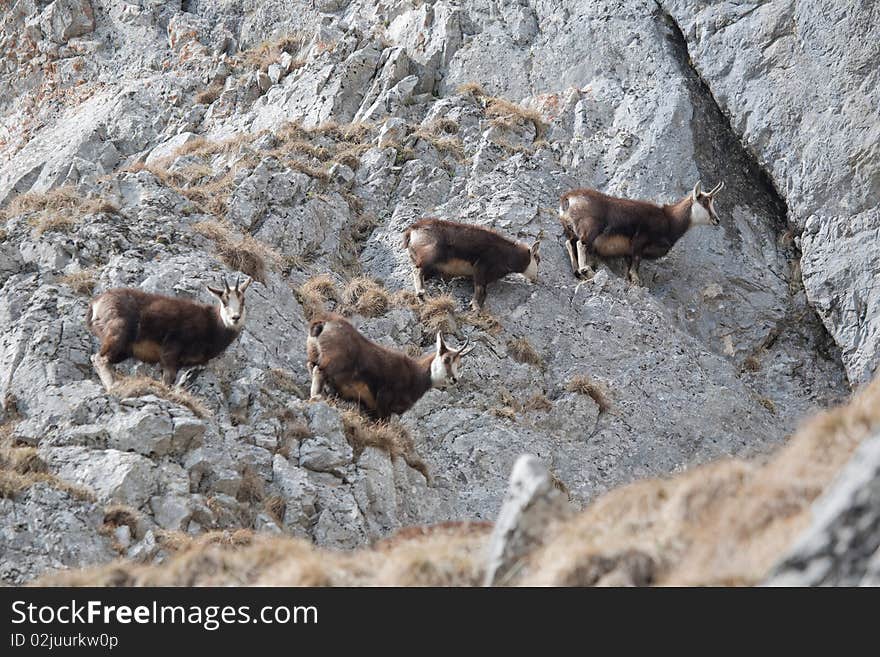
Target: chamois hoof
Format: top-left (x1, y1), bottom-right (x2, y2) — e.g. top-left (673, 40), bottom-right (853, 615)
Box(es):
top-left (577, 267), bottom-right (596, 280)
top-left (309, 394), bottom-right (324, 402)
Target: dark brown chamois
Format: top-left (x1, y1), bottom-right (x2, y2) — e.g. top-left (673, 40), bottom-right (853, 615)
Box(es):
top-left (403, 218), bottom-right (540, 310)
top-left (86, 277), bottom-right (252, 390)
top-left (306, 314), bottom-right (474, 419)
top-left (558, 181), bottom-right (724, 285)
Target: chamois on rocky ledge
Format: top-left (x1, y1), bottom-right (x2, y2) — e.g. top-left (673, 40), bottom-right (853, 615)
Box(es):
top-left (306, 314), bottom-right (475, 419)
top-left (558, 180), bottom-right (725, 285)
top-left (86, 277), bottom-right (252, 391)
top-left (403, 218), bottom-right (540, 310)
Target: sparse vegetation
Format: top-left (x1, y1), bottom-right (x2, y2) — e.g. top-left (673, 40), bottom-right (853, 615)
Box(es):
top-left (523, 393), bottom-right (553, 412)
top-left (195, 80), bottom-right (225, 105)
top-left (456, 81), bottom-right (487, 97)
top-left (58, 268), bottom-right (100, 295)
top-left (235, 34), bottom-right (307, 73)
top-left (111, 376), bottom-right (210, 418)
top-left (485, 97), bottom-right (546, 134)
top-left (32, 373), bottom-right (880, 587)
top-left (297, 274), bottom-right (339, 320)
top-left (264, 495), bottom-right (286, 525)
top-left (340, 277), bottom-right (390, 318)
top-left (236, 466), bottom-right (265, 504)
top-left (192, 220), bottom-right (282, 284)
top-left (7, 187), bottom-right (120, 236)
top-left (0, 424), bottom-right (94, 501)
top-left (566, 375), bottom-right (611, 412)
top-left (418, 294), bottom-right (457, 335)
top-left (340, 410), bottom-right (428, 480)
top-left (507, 337), bottom-right (542, 367)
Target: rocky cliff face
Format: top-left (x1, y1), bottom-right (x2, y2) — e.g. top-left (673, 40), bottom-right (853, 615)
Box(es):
top-left (0, 0), bottom-right (872, 584)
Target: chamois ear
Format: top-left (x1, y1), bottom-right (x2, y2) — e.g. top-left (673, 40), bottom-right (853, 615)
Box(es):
top-left (531, 240), bottom-right (541, 257)
top-left (238, 276), bottom-right (253, 293)
top-left (436, 332), bottom-right (449, 355)
top-left (207, 285), bottom-right (225, 298)
top-left (692, 180), bottom-right (702, 201)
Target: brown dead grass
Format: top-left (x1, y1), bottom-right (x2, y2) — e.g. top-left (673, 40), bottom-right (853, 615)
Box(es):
top-left (34, 371), bottom-right (880, 588)
top-left (111, 376), bottom-right (210, 419)
top-left (297, 274), bottom-right (339, 320)
top-left (236, 34), bottom-right (306, 73)
top-left (0, 427), bottom-right (94, 502)
top-left (340, 277), bottom-right (390, 318)
top-left (58, 268), bottom-right (99, 295)
top-left (340, 410), bottom-right (429, 480)
top-left (485, 97), bottom-right (546, 134)
top-left (37, 523), bottom-right (489, 587)
top-left (419, 294), bottom-right (457, 335)
top-left (8, 187), bottom-right (120, 236)
top-left (521, 375), bottom-right (880, 586)
top-left (566, 375), bottom-right (611, 412)
top-left (236, 466), bottom-right (265, 504)
top-left (192, 220), bottom-right (282, 284)
top-left (456, 81), bottom-right (487, 97)
top-left (195, 80), bottom-right (225, 105)
top-left (507, 337), bottom-right (542, 368)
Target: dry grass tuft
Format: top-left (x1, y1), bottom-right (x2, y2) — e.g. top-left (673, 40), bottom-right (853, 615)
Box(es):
top-left (264, 495), bottom-right (286, 524)
top-left (0, 424), bottom-right (94, 502)
top-left (195, 80), bottom-right (225, 105)
top-left (419, 294), bottom-right (457, 335)
top-left (507, 337), bottom-right (542, 367)
top-left (340, 410), bottom-right (429, 480)
top-left (236, 466), bottom-right (265, 504)
top-left (8, 187), bottom-right (120, 236)
top-left (58, 268), bottom-right (99, 295)
top-left (297, 274), bottom-right (339, 320)
top-left (566, 375), bottom-right (611, 412)
top-left (236, 33), bottom-right (306, 72)
top-left (456, 81), bottom-right (487, 97)
top-left (523, 393), bottom-right (553, 413)
top-left (192, 220), bottom-right (281, 284)
top-left (103, 504), bottom-right (141, 535)
top-left (340, 277), bottom-right (390, 318)
top-left (485, 97), bottom-right (546, 134)
top-left (743, 355), bottom-right (761, 372)
top-left (111, 376), bottom-right (210, 419)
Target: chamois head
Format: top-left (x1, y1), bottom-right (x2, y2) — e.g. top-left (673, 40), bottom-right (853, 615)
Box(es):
top-left (429, 332), bottom-right (475, 387)
top-left (690, 181), bottom-right (725, 227)
top-left (207, 276), bottom-right (252, 330)
top-left (523, 241), bottom-right (541, 283)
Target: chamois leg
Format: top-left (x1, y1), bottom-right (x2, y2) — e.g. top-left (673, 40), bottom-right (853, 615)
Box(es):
top-left (626, 255), bottom-right (642, 286)
top-left (309, 366), bottom-right (325, 400)
top-left (160, 348), bottom-right (180, 387)
top-left (564, 239), bottom-right (579, 275)
top-left (470, 272), bottom-right (488, 311)
top-left (576, 240), bottom-right (596, 279)
top-left (91, 354), bottom-right (116, 392)
top-left (412, 266), bottom-right (426, 300)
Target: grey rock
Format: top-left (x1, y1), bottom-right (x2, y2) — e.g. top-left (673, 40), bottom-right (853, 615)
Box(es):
top-left (765, 433), bottom-right (880, 586)
top-left (44, 447), bottom-right (156, 507)
top-left (40, 0), bottom-right (95, 44)
top-left (145, 132), bottom-right (202, 166)
top-left (483, 455), bottom-right (570, 586)
top-left (0, 483), bottom-right (114, 585)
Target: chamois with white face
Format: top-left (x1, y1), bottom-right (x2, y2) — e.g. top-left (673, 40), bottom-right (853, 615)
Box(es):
top-left (558, 181), bottom-right (724, 285)
top-left (403, 218), bottom-right (541, 311)
top-left (307, 314), bottom-right (474, 419)
top-left (86, 277), bottom-right (252, 390)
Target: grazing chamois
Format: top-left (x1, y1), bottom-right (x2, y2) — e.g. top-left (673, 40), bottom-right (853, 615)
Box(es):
top-left (403, 218), bottom-right (540, 310)
top-left (307, 314), bottom-right (475, 419)
top-left (558, 181), bottom-right (725, 285)
top-left (86, 277), bottom-right (252, 391)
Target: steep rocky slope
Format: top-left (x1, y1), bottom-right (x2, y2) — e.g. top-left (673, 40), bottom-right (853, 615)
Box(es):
top-left (1, 0), bottom-right (871, 584)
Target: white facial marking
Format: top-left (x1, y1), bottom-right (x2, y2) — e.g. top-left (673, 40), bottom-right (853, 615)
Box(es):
top-left (430, 355), bottom-right (447, 386)
top-left (523, 255), bottom-right (538, 283)
top-left (690, 200), bottom-right (711, 226)
top-left (220, 294), bottom-right (245, 329)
